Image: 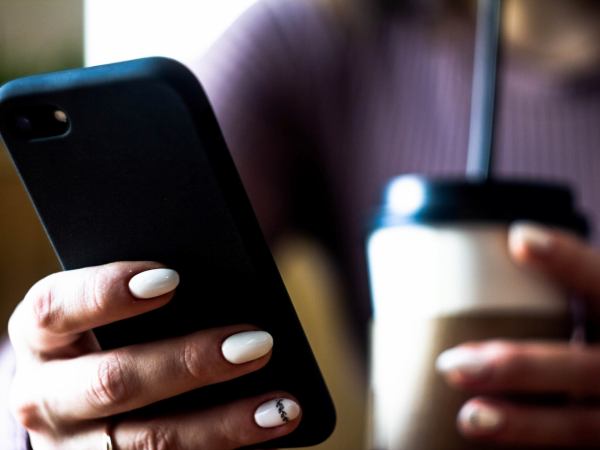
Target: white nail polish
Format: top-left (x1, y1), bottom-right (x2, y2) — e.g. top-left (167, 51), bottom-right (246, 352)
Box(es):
top-left (509, 222), bottom-right (553, 254)
top-left (435, 348), bottom-right (489, 378)
top-left (458, 402), bottom-right (504, 433)
top-left (128, 268), bottom-right (180, 299)
top-left (221, 331), bottom-right (273, 364)
top-left (254, 398), bottom-right (300, 428)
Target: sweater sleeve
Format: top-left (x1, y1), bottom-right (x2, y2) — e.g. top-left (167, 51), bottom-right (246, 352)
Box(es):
top-left (190, 0), bottom-right (343, 243)
top-left (0, 337), bottom-right (29, 450)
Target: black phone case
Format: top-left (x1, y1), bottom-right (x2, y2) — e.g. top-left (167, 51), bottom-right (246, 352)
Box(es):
top-left (0, 57), bottom-right (335, 448)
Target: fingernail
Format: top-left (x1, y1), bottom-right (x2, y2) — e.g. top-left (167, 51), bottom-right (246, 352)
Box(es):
top-left (435, 348), bottom-right (490, 380)
top-left (221, 331), bottom-right (273, 364)
top-left (458, 402), bottom-right (504, 434)
top-left (509, 222), bottom-right (553, 256)
top-left (254, 398), bottom-right (301, 428)
top-left (128, 268), bottom-right (180, 299)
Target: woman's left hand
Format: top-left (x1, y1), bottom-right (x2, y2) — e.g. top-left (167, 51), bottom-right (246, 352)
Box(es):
top-left (436, 222), bottom-right (600, 447)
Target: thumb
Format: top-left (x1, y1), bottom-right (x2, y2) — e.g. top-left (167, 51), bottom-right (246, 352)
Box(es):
top-left (508, 222), bottom-right (600, 299)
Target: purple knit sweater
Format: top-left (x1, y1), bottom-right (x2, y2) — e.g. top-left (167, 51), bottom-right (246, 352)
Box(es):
top-left (3, 0), bottom-right (600, 446)
top-left (196, 0), bottom-right (600, 337)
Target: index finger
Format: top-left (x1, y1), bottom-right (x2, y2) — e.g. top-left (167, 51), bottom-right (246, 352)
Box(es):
top-left (8, 262), bottom-right (179, 355)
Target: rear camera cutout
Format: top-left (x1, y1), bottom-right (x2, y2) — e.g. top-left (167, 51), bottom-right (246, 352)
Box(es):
top-left (8, 104), bottom-right (70, 140)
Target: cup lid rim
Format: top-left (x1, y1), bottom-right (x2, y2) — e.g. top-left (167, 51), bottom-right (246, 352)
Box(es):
top-left (372, 175), bottom-right (589, 236)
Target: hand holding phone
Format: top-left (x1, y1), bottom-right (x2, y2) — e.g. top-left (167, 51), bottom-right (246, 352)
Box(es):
top-left (8, 261), bottom-right (301, 449)
top-left (0, 57), bottom-right (335, 449)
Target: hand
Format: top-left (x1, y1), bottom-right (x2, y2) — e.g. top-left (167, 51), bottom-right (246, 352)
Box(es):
top-left (436, 223), bottom-right (600, 447)
top-left (8, 262), bottom-right (301, 450)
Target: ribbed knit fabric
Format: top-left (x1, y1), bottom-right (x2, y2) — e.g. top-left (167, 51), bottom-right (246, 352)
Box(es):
top-left (197, 0), bottom-right (600, 339)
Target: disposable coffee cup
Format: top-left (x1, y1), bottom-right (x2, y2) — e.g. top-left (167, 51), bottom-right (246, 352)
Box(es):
top-left (366, 175), bottom-right (588, 450)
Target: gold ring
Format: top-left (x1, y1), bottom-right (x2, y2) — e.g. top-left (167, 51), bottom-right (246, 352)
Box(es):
top-left (103, 425), bottom-right (114, 450)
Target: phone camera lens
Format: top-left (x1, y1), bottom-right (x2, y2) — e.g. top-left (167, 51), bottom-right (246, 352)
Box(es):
top-left (10, 106), bottom-right (69, 139)
top-left (15, 116), bottom-right (32, 132)
top-left (53, 110), bottom-right (68, 123)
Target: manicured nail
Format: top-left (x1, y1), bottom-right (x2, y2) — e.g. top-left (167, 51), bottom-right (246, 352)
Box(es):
top-left (436, 348), bottom-right (490, 380)
top-left (128, 268), bottom-right (180, 299)
top-left (509, 222), bottom-right (553, 256)
top-left (254, 398), bottom-right (301, 428)
top-left (458, 402), bottom-right (504, 434)
top-left (221, 331), bottom-right (273, 364)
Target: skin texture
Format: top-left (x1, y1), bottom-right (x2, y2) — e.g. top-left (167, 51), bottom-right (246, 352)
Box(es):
top-left (440, 224), bottom-right (600, 447)
top-left (7, 261), bottom-right (300, 450)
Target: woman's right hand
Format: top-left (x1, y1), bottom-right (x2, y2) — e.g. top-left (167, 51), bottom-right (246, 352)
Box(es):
top-left (7, 261), bottom-right (301, 450)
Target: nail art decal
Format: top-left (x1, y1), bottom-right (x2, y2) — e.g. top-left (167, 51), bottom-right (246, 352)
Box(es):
top-left (254, 398), bottom-right (301, 428)
top-left (276, 399), bottom-right (289, 423)
top-left (458, 402), bottom-right (503, 434)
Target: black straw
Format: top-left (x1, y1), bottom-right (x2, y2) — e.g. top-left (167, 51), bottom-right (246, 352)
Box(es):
top-left (466, 0), bottom-right (502, 180)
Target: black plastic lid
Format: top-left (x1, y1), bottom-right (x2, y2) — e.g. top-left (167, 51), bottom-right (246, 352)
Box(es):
top-left (374, 176), bottom-right (589, 236)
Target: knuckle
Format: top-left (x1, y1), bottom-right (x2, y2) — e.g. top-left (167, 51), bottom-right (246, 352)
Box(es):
top-left (87, 354), bottom-right (132, 410)
top-left (9, 381), bottom-right (44, 431)
top-left (28, 277), bottom-right (61, 332)
top-left (216, 411), bottom-right (255, 449)
top-left (86, 268), bottom-right (112, 317)
top-left (181, 339), bottom-right (208, 381)
top-left (133, 426), bottom-right (178, 450)
top-left (10, 399), bottom-right (43, 431)
top-left (219, 421), bottom-right (248, 449)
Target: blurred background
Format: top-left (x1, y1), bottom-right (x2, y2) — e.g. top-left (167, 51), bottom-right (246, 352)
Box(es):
top-left (0, 1), bottom-right (366, 448)
top-left (0, 0), bottom-right (82, 335)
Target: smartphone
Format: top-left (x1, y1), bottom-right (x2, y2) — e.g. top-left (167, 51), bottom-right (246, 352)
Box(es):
top-left (0, 57), bottom-right (335, 448)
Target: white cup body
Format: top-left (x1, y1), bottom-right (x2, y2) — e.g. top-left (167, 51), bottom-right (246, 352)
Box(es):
top-left (366, 223), bottom-right (568, 450)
